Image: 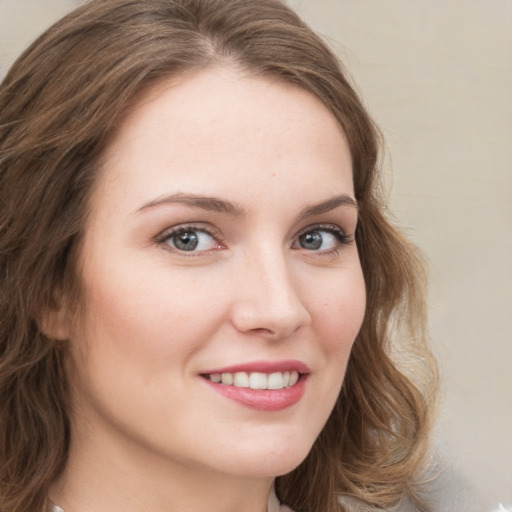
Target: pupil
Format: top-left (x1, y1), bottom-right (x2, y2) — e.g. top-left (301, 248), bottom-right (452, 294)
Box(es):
top-left (174, 231), bottom-right (199, 251)
top-left (300, 232), bottom-right (322, 250)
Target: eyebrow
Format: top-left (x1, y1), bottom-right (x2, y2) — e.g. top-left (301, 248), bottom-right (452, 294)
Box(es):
top-left (297, 194), bottom-right (358, 219)
top-left (137, 193), bottom-right (246, 216)
top-left (136, 192), bottom-right (358, 218)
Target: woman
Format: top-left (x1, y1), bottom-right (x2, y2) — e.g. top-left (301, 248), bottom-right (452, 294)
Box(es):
top-left (0, 1), bottom-right (438, 511)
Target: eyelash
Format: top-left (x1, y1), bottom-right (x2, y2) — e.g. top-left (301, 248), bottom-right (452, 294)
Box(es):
top-left (294, 224), bottom-right (354, 255)
top-left (155, 224), bottom-right (224, 255)
top-left (155, 223), bottom-right (354, 256)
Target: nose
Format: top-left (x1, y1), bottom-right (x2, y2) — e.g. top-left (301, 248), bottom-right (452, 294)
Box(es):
top-left (230, 250), bottom-right (312, 339)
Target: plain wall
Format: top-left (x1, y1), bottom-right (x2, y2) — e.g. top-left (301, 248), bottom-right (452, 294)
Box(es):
top-left (1, 1), bottom-right (511, 510)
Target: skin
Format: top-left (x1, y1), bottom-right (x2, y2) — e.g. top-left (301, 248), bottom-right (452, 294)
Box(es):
top-left (49, 66), bottom-right (366, 512)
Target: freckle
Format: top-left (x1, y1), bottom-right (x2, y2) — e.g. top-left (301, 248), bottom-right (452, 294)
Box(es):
top-left (271, 172), bottom-right (276, 177)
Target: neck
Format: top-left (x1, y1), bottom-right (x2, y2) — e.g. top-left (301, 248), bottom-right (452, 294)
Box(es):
top-left (49, 420), bottom-right (273, 512)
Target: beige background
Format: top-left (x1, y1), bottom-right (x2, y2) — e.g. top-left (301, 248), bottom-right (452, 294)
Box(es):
top-left (1, 1), bottom-right (511, 510)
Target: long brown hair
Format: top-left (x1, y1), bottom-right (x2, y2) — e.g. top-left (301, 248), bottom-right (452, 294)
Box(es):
top-left (0, 1), bottom-right (438, 511)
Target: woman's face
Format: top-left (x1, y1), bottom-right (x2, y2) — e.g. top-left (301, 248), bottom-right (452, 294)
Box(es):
top-left (67, 67), bottom-right (366, 479)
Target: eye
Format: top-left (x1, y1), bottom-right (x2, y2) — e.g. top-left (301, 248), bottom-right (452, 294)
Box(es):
top-left (295, 225), bottom-right (352, 252)
top-left (159, 226), bottom-right (220, 252)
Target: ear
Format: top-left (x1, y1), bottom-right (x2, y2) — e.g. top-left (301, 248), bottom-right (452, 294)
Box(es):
top-left (38, 291), bottom-right (73, 341)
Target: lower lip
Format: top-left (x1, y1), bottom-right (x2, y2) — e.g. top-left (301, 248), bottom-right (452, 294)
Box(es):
top-left (203, 376), bottom-right (307, 411)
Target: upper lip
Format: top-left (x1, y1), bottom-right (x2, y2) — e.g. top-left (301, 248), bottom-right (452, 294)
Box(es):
top-left (201, 360), bottom-right (310, 375)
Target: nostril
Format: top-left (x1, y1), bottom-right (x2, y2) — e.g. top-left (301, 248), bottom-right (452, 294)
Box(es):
top-left (250, 327), bottom-right (277, 336)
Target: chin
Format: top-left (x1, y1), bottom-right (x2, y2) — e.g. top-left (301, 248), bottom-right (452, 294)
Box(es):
top-left (215, 432), bottom-right (316, 479)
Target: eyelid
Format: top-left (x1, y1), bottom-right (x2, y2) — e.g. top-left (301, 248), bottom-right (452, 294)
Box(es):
top-left (295, 223), bottom-right (353, 242)
top-left (292, 223), bottom-right (355, 256)
top-left (153, 222), bottom-right (354, 256)
top-left (155, 223), bottom-right (225, 253)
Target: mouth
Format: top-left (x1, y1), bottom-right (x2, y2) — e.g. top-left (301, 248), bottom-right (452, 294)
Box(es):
top-left (202, 370), bottom-right (300, 390)
top-left (200, 361), bottom-right (309, 411)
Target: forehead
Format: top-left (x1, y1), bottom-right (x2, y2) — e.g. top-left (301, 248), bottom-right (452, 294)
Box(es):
top-left (95, 65), bottom-right (353, 209)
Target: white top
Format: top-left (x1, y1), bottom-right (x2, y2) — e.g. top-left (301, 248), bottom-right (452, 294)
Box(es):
top-left (268, 484), bottom-right (295, 512)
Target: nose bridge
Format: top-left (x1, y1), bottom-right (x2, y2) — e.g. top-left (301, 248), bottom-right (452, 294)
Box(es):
top-left (231, 244), bottom-right (311, 337)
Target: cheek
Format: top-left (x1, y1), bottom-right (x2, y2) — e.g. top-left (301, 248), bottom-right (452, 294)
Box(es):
top-left (296, 264), bottom-right (365, 445)
top-left (66, 267), bottom-right (228, 429)
top-left (310, 264), bottom-right (366, 352)
top-left (82, 255), bottom-right (222, 334)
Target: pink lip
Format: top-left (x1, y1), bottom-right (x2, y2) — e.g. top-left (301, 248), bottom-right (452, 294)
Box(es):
top-left (200, 360), bottom-right (310, 412)
top-left (201, 360), bottom-right (310, 375)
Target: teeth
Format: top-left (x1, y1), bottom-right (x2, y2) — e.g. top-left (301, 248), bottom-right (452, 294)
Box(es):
top-left (221, 373), bottom-right (233, 385)
top-left (267, 372), bottom-right (284, 389)
top-left (233, 372), bottom-right (249, 388)
top-left (249, 372), bottom-right (267, 389)
top-left (208, 370), bottom-right (300, 390)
